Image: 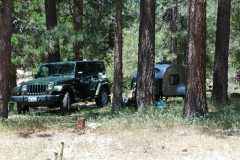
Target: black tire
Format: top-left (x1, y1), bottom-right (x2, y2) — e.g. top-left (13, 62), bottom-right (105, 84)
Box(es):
top-left (17, 104), bottom-right (29, 114)
top-left (95, 89), bottom-right (109, 107)
top-left (60, 92), bottom-right (71, 113)
top-left (17, 103), bottom-right (23, 114)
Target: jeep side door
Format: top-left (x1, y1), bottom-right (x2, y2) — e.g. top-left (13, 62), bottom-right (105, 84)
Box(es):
top-left (75, 62), bottom-right (93, 98)
top-left (84, 62), bottom-right (100, 97)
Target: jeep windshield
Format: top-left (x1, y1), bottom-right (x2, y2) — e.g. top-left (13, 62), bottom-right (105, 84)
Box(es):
top-left (37, 63), bottom-right (75, 78)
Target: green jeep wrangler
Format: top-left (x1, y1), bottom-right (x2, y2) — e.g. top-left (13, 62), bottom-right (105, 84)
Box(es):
top-left (11, 61), bottom-right (111, 114)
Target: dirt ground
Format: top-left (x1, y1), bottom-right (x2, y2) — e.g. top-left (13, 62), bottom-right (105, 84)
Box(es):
top-left (1, 126), bottom-right (240, 160)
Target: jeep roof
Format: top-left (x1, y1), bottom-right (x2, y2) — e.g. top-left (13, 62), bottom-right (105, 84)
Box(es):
top-left (39, 60), bottom-right (104, 65)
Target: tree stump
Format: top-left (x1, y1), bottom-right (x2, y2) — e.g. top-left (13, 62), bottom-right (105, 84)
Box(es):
top-left (76, 118), bottom-right (86, 130)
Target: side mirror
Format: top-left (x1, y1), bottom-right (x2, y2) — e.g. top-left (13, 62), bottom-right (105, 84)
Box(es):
top-left (77, 71), bottom-right (84, 78)
top-left (78, 71), bottom-right (83, 75)
top-left (98, 72), bottom-right (106, 79)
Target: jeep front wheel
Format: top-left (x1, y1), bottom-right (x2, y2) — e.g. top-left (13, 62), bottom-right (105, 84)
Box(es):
top-left (95, 89), bottom-right (109, 107)
top-left (17, 104), bottom-right (29, 114)
top-left (60, 92), bottom-right (71, 113)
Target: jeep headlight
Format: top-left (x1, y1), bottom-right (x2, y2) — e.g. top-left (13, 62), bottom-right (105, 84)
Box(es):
top-left (47, 83), bottom-right (54, 91)
top-left (21, 85), bottom-right (27, 92)
top-left (53, 85), bottom-right (63, 91)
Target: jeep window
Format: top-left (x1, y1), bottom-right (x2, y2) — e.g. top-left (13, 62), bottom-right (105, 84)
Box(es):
top-left (76, 62), bottom-right (105, 75)
top-left (37, 63), bottom-right (75, 78)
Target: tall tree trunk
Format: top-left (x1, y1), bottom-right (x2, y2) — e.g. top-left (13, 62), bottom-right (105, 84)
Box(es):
top-left (10, 64), bottom-right (17, 91)
top-left (184, 0), bottom-right (208, 117)
top-left (212, 0), bottom-right (231, 106)
top-left (73, 0), bottom-right (84, 60)
top-left (136, 0), bottom-right (155, 111)
top-left (170, 0), bottom-right (178, 63)
top-left (45, 0), bottom-right (60, 62)
top-left (112, 0), bottom-right (123, 111)
top-left (0, 0), bottom-right (12, 118)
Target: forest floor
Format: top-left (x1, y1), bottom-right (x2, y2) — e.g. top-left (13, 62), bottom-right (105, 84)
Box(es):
top-left (1, 122), bottom-right (240, 160)
top-left (1, 98), bottom-right (240, 160)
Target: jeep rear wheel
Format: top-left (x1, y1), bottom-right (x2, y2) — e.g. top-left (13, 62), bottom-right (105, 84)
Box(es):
top-left (95, 89), bottom-right (109, 107)
top-left (60, 92), bottom-right (71, 113)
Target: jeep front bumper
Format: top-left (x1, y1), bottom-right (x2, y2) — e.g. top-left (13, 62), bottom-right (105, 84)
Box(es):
top-left (11, 95), bottom-right (62, 107)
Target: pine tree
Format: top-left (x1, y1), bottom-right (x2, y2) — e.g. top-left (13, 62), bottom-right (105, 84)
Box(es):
top-left (212, 0), bottom-right (231, 106)
top-left (45, 0), bottom-right (60, 62)
top-left (184, 0), bottom-right (208, 117)
top-left (112, 0), bottom-right (123, 111)
top-left (0, 0), bottom-right (13, 118)
top-left (73, 0), bottom-right (84, 60)
top-left (136, 0), bottom-right (156, 111)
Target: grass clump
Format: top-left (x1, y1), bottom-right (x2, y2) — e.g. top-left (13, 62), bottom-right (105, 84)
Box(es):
top-left (192, 104), bottom-right (240, 130)
top-left (98, 100), bottom-right (185, 130)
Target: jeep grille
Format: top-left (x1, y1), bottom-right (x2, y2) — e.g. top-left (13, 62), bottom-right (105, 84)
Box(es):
top-left (26, 84), bottom-right (48, 95)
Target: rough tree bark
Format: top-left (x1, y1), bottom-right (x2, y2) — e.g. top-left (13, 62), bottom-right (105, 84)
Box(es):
top-left (0, 0), bottom-right (12, 118)
top-left (112, 0), bottom-right (123, 111)
top-left (212, 0), bottom-right (231, 106)
top-left (136, 0), bottom-right (155, 111)
top-left (184, 0), bottom-right (208, 117)
top-left (73, 0), bottom-right (84, 60)
top-left (45, 0), bottom-right (60, 62)
top-left (170, 0), bottom-right (178, 63)
top-left (9, 64), bottom-right (16, 91)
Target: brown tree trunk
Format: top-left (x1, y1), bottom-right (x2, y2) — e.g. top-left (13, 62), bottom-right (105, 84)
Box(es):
top-left (0, 0), bottom-right (13, 118)
top-left (184, 0), bottom-right (208, 117)
top-left (136, 0), bottom-right (155, 111)
top-left (45, 0), bottom-right (60, 62)
top-left (212, 0), bottom-right (231, 106)
top-left (73, 0), bottom-right (84, 60)
top-left (112, 0), bottom-right (123, 111)
top-left (170, 0), bottom-right (178, 63)
top-left (9, 64), bottom-right (17, 90)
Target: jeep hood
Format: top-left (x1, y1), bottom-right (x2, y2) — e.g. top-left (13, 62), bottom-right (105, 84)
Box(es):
top-left (21, 75), bottom-right (75, 85)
